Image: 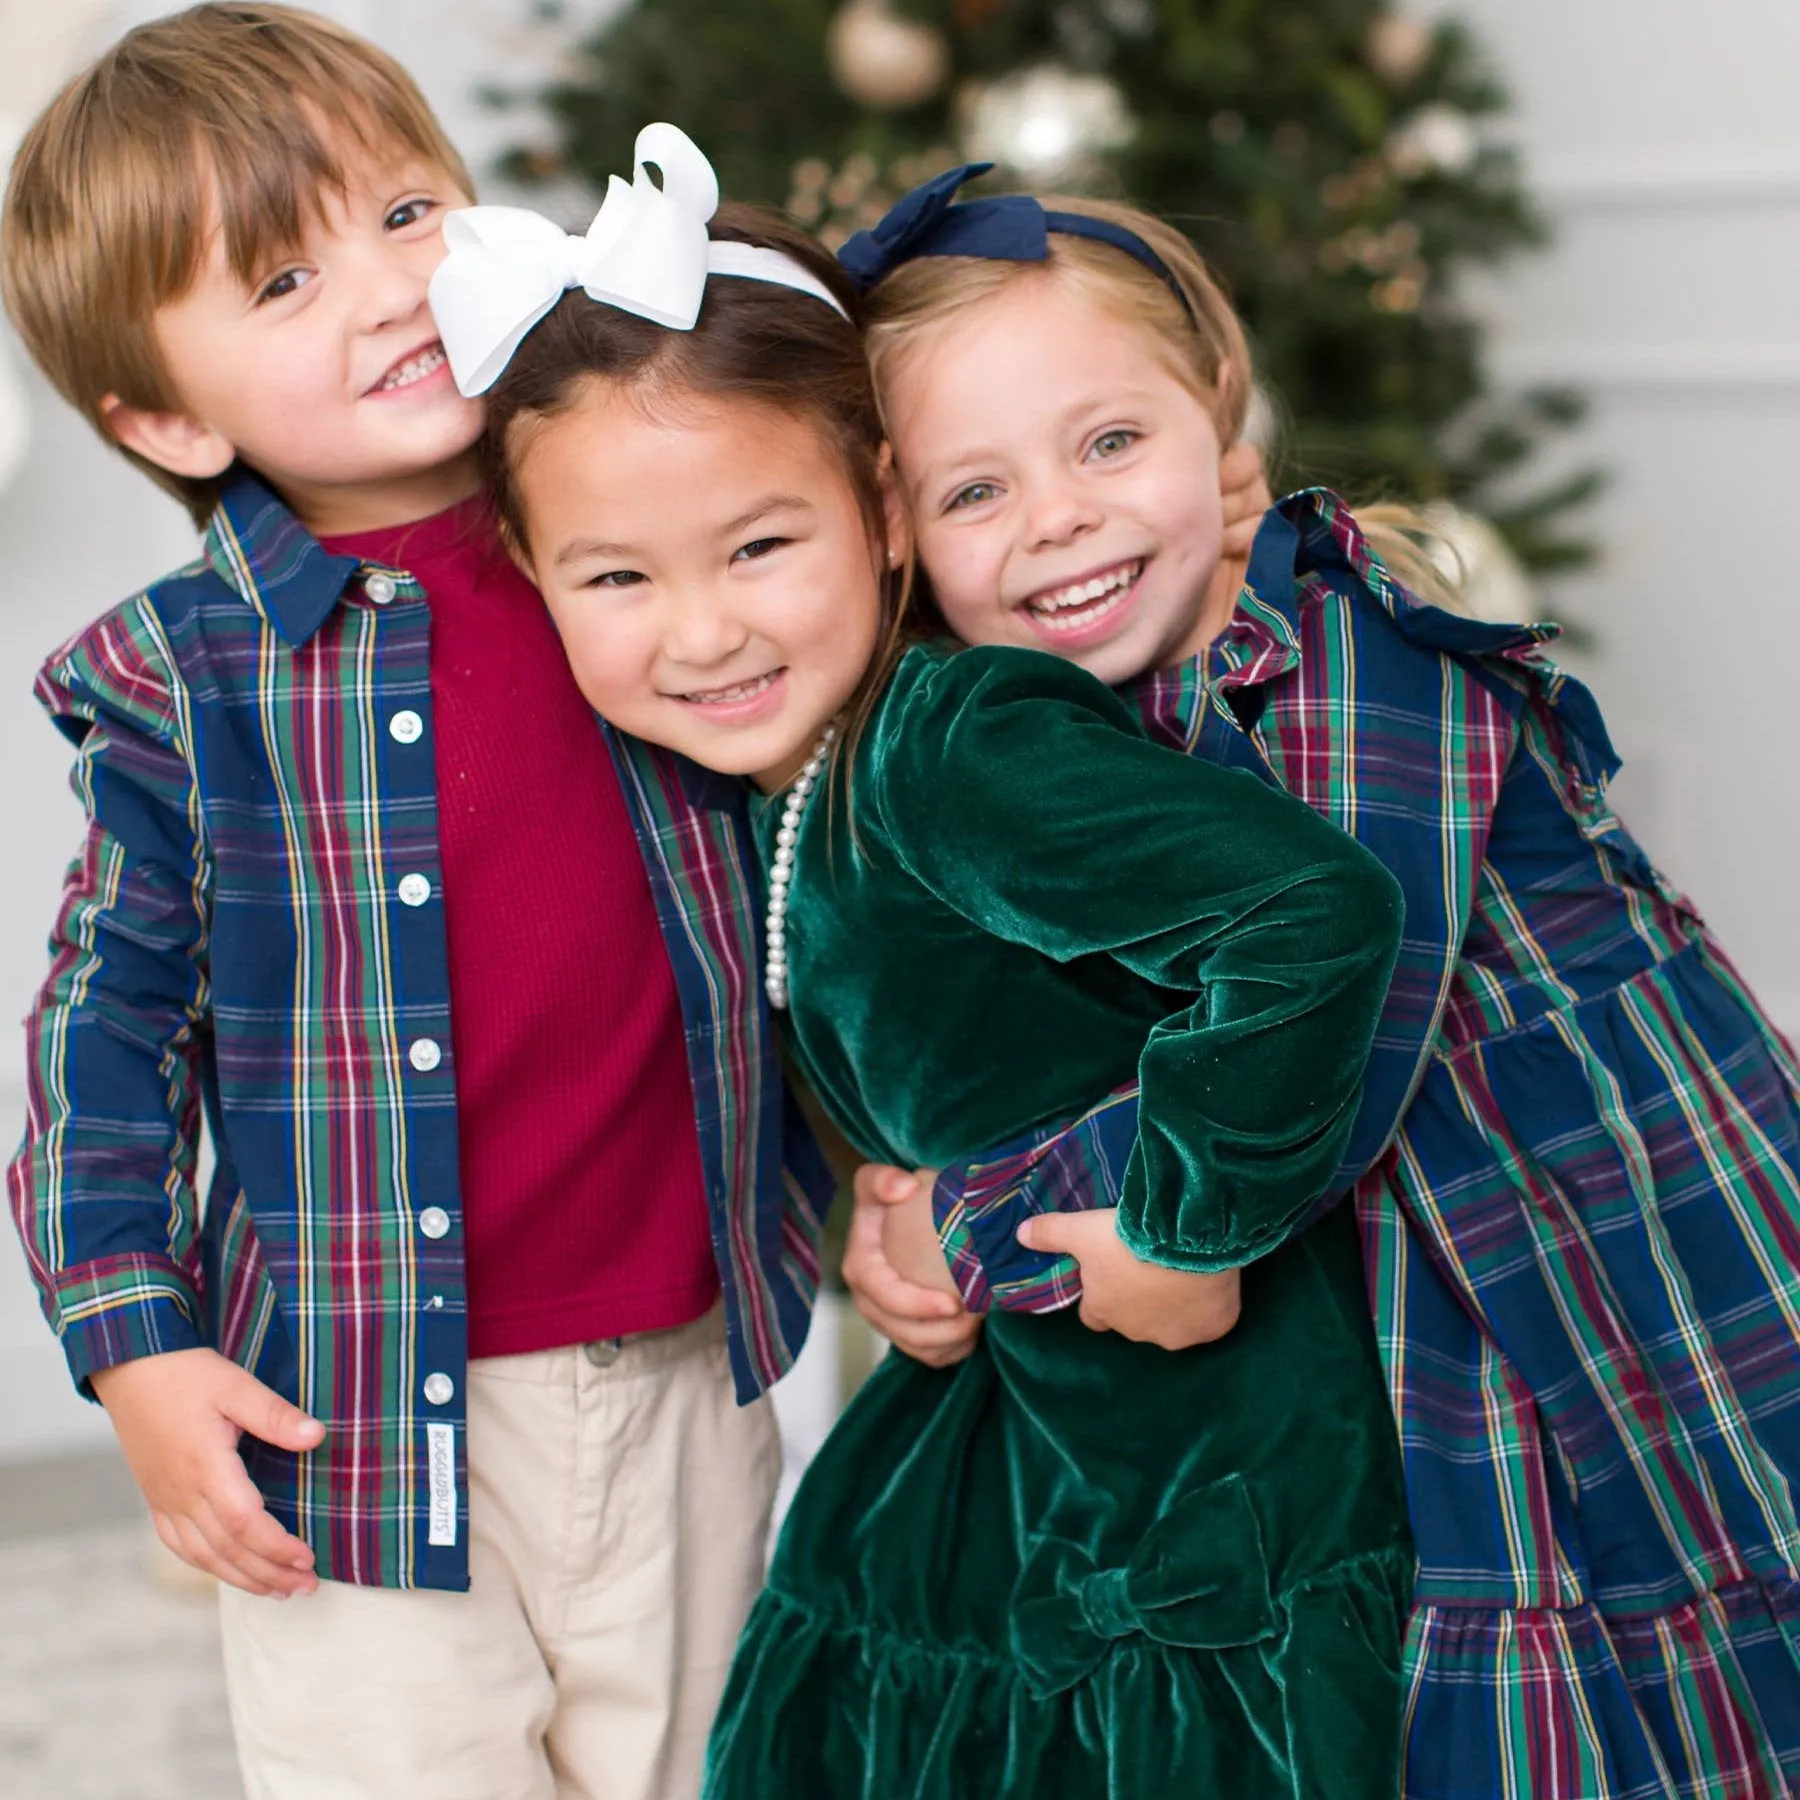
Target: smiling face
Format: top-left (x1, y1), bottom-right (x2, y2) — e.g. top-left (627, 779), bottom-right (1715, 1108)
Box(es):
top-left (114, 130), bottom-right (484, 534)
top-left (882, 273), bottom-right (1229, 685)
top-left (513, 381), bottom-right (897, 791)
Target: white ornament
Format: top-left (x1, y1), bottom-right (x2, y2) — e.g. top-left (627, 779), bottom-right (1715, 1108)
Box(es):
top-left (1366, 12), bottom-right (1434, 87)
top-left (826, 0), bottom-right (951, 113)
top-left (1418, 502), bottom-right (1541, 625)
top-left (958, 64), bottom-right (1135, 187)
top-left (763, 723), bottom-right (838, 1011)
top-left (1385, 104), bottom-right (1479, 180)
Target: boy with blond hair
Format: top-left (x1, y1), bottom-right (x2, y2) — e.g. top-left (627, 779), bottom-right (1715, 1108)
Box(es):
top-left (2, 8), bottom-right (834, 1794)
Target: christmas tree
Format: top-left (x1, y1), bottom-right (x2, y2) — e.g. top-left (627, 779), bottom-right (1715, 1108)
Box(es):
top-left (502, 0), bottom-right (1599, 581)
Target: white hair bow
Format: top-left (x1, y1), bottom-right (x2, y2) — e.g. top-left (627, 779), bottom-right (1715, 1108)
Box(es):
top-left (429, 122), bottom-right (848, 397)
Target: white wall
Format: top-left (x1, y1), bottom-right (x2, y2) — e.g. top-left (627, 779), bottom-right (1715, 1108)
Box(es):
top-left (2, 0), bottom-right (1797, 1458)
top-left (1430, 0), bottom-right (1800, 1023)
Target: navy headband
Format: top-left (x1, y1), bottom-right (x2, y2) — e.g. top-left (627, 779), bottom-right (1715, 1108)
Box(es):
top-left (836, 163), bottom-right (1194, 318)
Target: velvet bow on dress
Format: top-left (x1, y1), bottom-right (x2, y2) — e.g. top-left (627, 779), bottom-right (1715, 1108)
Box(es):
top-left (1009, 1475), bottom-right (1279, 1698)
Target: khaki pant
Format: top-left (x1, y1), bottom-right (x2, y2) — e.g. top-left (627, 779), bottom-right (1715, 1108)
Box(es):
top-left (219, 1307), bottom-right (780, 1800)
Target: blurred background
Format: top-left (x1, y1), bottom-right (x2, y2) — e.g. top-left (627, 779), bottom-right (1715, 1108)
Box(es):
top-left (0, 1), bottom-right (1796, 1793)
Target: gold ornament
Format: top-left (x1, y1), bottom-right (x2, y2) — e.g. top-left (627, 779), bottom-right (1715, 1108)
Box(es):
top-left (826, 0), bottom-right (951, 113)
top-left (1366, 12), bottom-right (1434, 87)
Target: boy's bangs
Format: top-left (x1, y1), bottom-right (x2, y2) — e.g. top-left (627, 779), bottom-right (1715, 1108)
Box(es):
top-left (202, 83), bottom-right (464, 289)
top-left (2, 2), bottom-right (471, 524)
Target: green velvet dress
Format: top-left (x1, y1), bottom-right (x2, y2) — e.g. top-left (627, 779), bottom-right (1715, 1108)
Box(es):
top-left (706, 643), bottom-right (1416, 1800)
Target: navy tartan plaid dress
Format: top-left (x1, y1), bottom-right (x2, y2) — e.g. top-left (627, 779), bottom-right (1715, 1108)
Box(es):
top-left (935, 492), bottom-right (1800, 1798)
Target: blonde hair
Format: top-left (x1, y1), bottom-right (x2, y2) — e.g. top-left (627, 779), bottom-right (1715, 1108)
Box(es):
top-left (1, 3), bottom-right (472, 525)
top-left (862, 193), bottom-right (1468, 616)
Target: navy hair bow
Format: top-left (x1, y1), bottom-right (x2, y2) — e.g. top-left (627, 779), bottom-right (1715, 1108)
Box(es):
top-left (837, 162), bottom-right (1192, 315)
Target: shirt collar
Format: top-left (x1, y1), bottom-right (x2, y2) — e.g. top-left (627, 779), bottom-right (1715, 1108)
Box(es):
top-left (201, 468), bottom-right (425, 647)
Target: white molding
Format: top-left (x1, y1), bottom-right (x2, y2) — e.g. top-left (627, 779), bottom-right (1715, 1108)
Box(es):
top-left (1533, 154), bottom-right (1800, 213)
top-left (1491, 344), bottom-right (1800, 393)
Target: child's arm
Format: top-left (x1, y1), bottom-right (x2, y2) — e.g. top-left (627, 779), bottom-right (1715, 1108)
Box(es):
top-left (871, 646), bottom-right (1405, 1273)
top-left (847, 1161), bottom-right (1244, 1357)
top-left (897, 494), bottom-right (1528, 1316)
top-left (879, 1171), bottom-right (1240, 1349)
top-left (842, 443), bottom-right (1280, 1354)
top-left (7, 619), bottom-right (321, 1595)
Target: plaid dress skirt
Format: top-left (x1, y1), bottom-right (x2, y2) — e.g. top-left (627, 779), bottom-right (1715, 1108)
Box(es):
top-left (1153, 494), bottom-right (1800, 1795)
top-left (1368, 935), bottom-right (1800, 1800)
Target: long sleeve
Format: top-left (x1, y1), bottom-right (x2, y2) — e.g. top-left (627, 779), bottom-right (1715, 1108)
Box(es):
top-left (6, 608), bottom-right (213, 1391)
top-left (930, 492), bottom-right (1537, 1303)
top-left (868, 644), bottom-right (1404, 1272)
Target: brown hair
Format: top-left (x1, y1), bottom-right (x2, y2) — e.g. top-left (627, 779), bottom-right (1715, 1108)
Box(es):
top-left (483, 204), bottom-right (914, 774)
top-left (1, 3), bottom-right (472, 525)
top-left (862, 193), bottom-right (1467, 615)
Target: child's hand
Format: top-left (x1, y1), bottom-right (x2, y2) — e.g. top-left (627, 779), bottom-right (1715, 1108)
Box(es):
top-left (1219, 440), bottom-right (1273, 561)
top-left (1016, 1210), bottom-right (1242, 1350)
top-left (1201, 441), bottom-right (1274, 637)
top-left (842, 1163), bottom-right (983, 1369)
top-left (90, 1347), bottom-right (325, 1598)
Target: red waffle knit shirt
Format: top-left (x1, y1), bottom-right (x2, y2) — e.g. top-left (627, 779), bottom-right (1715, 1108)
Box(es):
top-left (322, 499), bottom-right (717, 1358)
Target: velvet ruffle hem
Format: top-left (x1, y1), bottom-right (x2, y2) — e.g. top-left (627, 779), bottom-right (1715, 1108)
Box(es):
top-left (706, 1223), bottom-right (1414, 1800)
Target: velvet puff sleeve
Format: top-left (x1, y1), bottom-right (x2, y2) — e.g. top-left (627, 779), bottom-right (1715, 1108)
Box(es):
top-left (864, 644), bottom-right (1404, 1272)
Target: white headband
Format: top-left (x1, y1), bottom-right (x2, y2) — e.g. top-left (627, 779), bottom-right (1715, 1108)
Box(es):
top-left (428, 122), bottom-right (849, 398)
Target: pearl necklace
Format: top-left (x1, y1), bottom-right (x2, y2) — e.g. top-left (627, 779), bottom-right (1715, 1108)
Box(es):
top-left (764, 722), bottom-right (837, 1011)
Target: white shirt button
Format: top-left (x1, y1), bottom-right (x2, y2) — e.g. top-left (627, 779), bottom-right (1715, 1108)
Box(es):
top-left (365, 572), bottom-right (398, 605)
top-left (409, 1037), bottom-right (442, 1073)
top-left (419, 1206), bottom-right (450, 1240)
top-left (397, 873), bottom-right (431, 908)
top-left (423, 1372), bottom-right (454, 1406)
top-left (389, 710), bottom-right (423, 744)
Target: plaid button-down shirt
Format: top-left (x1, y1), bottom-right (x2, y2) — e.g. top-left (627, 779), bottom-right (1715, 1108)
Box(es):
top-left (7, 473), bottom-right (832, 1591)
top-left (935, 491), bottom-right (1800, 1795)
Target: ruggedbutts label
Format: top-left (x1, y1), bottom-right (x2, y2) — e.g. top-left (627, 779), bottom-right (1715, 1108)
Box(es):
top-left (427, 1422), bottom-right (457, 1546)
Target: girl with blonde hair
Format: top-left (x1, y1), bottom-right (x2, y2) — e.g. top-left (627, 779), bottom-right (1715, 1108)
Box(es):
top-left (844, 165), bottom-right (1800, 1799)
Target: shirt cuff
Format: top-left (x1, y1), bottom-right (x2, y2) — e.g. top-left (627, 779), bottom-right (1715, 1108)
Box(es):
top-left (932, 1127), bottom-right (1128, 1315)
top-left (50, 1255), bottom-right (206, 1395)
